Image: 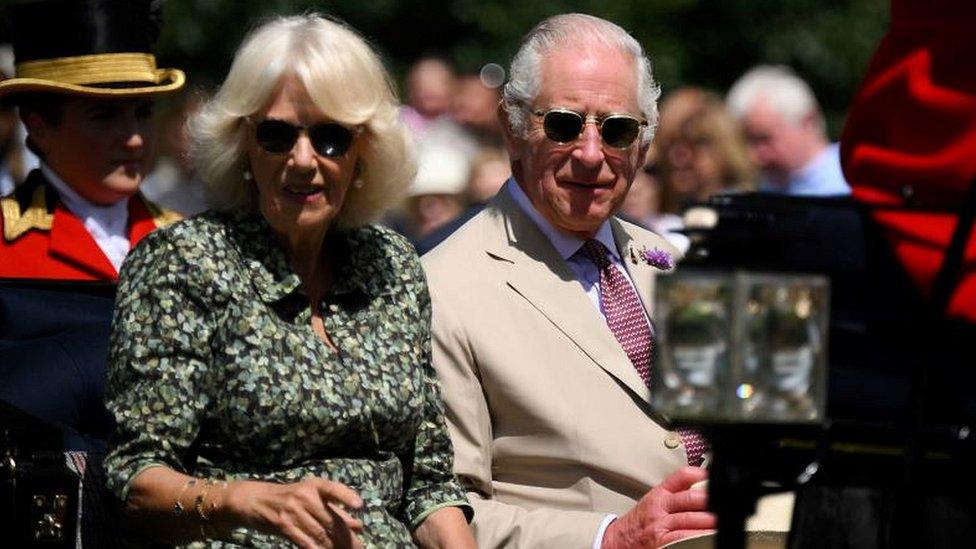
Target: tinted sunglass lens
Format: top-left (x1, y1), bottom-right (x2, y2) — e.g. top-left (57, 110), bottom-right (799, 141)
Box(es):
top-left (255, 120), bottom-right (298, 153)
top-left (543, 111), bottom-right (584, 143)
top-left (601, 117), bottom-right (640, 148)
top-left (309, 123), bottom-right (354, 157)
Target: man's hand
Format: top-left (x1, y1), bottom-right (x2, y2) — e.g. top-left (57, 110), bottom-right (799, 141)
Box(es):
top-left (601, 466), bottom-right (715, 549)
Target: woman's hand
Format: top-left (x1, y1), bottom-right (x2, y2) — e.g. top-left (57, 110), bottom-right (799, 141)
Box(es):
top-left (222, 477), bottom-right (365, 549)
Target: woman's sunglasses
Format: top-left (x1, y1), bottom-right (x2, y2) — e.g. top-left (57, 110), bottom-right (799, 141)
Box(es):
top-left (532, 108), bottom-right (647, 149)
top-left (251, 118), bottom-right (357, 158)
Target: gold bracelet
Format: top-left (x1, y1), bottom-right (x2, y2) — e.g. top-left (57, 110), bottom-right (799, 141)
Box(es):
top-left (195, 479), bottom-right (229, 540)
top-left (194, 479), bottom-right (215, 522)
top-left (172, 478), bottom-right (197, 516)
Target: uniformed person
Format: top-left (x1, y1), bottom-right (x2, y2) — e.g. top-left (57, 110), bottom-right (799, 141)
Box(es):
top-left (0, 0), bottom-right (184, 280)
top-left (0, 0), bottom-right (185, 461)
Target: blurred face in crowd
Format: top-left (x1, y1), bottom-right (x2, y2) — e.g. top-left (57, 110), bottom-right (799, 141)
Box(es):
top-left (505, 45), bottom-right (647, 238)
top-left (452, 75), bottom-right (501, 133)
top-left (27, 96), bottom-right (155, 205)
top-left (247, 74), bottom-right (362, 239)
top-left (467, 155), bottom-right (510, 203)
top-left (619, 165), bottom-right (660, 223)
top-left (409, 193), bottom-right (466, 238)
top-left (740, 97), bottom-right (816, 185)
top-left (408, 59), bottom-right (456, 118)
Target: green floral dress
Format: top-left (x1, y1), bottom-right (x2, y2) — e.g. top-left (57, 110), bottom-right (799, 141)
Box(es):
top-left (104, 211), bottom-right (470, 547)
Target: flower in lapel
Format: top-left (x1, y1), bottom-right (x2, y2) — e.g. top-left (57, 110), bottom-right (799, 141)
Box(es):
top-left (629, 245), bottom-right (674, 271)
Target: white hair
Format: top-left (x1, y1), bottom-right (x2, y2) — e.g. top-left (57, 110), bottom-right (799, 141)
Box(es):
top-left (726, 65), bottom-right (824, 132)
top-left (501, 13), bottom-right (661, 147)
top-left (188, 13), bottom-right (415, 228)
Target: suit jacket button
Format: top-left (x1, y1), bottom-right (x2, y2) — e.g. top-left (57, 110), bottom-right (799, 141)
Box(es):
top-left (664, 434), bottom-right (681, 449)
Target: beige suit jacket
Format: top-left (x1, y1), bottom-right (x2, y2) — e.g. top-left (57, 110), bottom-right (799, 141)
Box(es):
top-left (423, 187), bottom-right (687, 548)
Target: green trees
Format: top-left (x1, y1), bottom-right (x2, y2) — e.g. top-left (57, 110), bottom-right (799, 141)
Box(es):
top-left (155, 0), bottom-right (888, 137)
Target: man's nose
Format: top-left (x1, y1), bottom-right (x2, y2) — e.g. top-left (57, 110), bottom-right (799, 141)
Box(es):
top-left (571, 122), bottom-right (605, 168)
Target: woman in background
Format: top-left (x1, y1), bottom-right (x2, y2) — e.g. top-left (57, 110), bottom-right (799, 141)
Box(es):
top-left (657, 89), bottom-right (755, 214)
top-left (104, 14), bottom-right (474, 548)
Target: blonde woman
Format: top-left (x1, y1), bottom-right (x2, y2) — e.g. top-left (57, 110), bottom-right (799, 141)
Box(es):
top-left (105, 14), bottom-right (474, 548)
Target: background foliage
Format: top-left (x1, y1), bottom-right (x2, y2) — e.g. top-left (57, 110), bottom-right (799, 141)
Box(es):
top-left (8, 0), bottom-right (892, 137)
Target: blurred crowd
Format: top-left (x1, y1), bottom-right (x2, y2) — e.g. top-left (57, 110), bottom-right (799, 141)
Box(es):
top-left (387, 58), bottom-right (852, 254)
top-left (0, 49), bottom-right (852, 257)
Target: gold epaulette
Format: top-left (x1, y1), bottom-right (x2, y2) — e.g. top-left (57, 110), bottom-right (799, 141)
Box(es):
top-left (142, 196), bottom-right (183, 228)
top-left (1, 185), bottom-right (53, 242)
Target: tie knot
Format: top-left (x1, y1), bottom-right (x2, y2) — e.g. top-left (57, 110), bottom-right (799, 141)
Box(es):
top-left (579, 239), bottom-right (612, 269)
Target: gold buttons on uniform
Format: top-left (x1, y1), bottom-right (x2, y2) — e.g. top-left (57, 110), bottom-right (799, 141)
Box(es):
top-left (664, 433), bottom-right (681, 449)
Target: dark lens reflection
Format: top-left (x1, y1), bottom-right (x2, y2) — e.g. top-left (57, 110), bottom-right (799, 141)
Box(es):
top-left (601, 116), bottom-right (640, 148)
top-left (309, 123), bottom-right (354, 158)
top-left (543, 111), bottom-right (584, 143)
top-left (255, 120), bottom-right (298, 153)
top-left (540, 110), bottom-right (641, 148)
top-left (254, 120), bottom-right (354, 157)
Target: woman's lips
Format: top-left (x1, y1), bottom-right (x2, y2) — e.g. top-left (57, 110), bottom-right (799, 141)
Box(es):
top-left (283, 186), bottom-right (325, 203)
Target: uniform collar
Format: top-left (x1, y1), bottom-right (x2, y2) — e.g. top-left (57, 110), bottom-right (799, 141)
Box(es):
top-left (42, 163), bottom-right (129, 237)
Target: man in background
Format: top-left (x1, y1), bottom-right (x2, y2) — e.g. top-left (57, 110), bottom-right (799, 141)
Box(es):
top-left (726, 65), bottom-right (850, 196)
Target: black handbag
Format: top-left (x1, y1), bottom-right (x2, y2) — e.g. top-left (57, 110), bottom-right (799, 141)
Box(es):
top-left (0, 400), bottom-right (79, 548)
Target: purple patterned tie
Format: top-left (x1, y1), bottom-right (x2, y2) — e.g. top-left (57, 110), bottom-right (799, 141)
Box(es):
top-left (579, 239), bottom-right (706, 466)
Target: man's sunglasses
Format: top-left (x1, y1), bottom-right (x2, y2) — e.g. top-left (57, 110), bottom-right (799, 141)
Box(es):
top-left (251, 118), bottom-right (358, 158)
top-left (532, 108), bottom-right (647, 149)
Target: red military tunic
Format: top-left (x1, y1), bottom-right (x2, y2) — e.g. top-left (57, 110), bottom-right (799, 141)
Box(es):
top-left (841, 0), bottom-right (976, 321)
top-left (0, 170), bottom-right (181, 281)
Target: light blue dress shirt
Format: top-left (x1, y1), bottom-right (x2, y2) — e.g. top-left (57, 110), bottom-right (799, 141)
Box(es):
top-left (760, 142), bottom-right (851, 196)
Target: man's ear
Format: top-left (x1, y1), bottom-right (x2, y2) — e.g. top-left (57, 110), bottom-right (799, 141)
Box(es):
top-left (637, 138), bottom-right (651, 167)
top-left (497, 100), bottom-right (524, 162)
top-left (22, 111), bottom-right (51, 157)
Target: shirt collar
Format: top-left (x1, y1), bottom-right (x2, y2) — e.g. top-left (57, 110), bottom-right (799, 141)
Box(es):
top-left (228, 211), bottom-right (375, 304)
top-left (42, 162), bottom-right (129, 234)
top-left (506, 178), bottom-right (618, 261)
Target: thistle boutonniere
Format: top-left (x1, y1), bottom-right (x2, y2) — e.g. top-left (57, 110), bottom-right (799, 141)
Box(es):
top-left (629, 245), bottom-right (674, 271)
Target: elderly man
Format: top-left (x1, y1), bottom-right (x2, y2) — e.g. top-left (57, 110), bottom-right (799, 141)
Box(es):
top-left (423, 13), bottom-right (715, 548)
top-left (726, 65), bottom-right (850, 196)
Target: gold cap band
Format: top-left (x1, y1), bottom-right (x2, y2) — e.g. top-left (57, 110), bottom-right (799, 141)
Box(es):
top-left (16, 52), bottom-right (161, 85)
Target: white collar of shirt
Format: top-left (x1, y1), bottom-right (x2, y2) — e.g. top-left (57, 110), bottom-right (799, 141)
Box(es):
top-left (505, 178), bottom-right (618, 260)
top-left (43, 163), bottom-right (131, 272)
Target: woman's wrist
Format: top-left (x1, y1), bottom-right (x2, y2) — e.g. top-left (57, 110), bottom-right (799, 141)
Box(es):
top-left (205, 479), bottom-right (252, 539)
top-left (169, 476), bottom-right (239, 541)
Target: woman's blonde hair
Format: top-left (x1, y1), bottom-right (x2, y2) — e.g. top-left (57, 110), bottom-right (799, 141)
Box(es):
top-left (189, 13), bottom-right (415, 228)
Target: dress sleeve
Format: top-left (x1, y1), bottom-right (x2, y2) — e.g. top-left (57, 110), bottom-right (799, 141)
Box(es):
top-left (103, 230), bottom-right (215, 502)
top-left (398, 253), bottom-right (472, 529)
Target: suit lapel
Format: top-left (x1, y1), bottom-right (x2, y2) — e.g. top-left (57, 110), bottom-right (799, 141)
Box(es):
top-left (612, 220), bottom-right (657, 319)
top-left (486, 189), bottom-right (652, 405)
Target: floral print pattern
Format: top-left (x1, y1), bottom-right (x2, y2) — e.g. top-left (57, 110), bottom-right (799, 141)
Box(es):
top-left (104, 210), bottom-right (470, 547)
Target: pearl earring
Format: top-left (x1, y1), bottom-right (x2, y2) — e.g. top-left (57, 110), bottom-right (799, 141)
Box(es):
top-left (243, 169), bottom-right (253, 181)
top-left (352, 161), bottom-right (365, 188)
